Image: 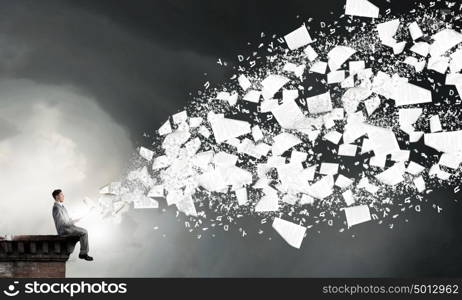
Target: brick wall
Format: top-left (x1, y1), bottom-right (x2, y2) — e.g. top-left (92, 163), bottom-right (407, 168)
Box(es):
top-left (0, 235), bottom-right (79, 278)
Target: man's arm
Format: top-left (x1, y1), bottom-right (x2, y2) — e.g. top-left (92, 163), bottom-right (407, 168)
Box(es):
top-left (53, 205), bottom-right (73, 227)
top-left (71, 217), bottom-right (81, 224)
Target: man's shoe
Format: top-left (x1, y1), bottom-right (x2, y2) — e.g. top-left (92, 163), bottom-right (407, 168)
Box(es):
top-left (79, 254), bottom-right (94, 261)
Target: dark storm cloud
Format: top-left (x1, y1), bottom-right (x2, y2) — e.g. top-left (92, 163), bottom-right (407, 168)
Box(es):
top-left (0, 118), bottom-right (19, 141)
top-left (0, 0), bottom-right (227, 145)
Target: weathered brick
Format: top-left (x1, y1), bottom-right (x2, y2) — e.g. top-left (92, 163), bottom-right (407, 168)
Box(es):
top-left (0, 235), bottom-right (79, 278)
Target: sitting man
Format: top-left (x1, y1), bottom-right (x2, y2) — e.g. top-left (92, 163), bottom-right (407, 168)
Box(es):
top-left (52, 189), bottom-right (93, 261)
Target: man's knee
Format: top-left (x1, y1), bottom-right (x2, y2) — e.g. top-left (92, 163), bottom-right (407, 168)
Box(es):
top-left (72, 226), bottom-right (88, 236)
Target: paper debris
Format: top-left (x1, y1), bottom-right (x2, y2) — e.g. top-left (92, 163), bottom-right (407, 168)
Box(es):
top-left (147, 185), bottom-right (164, 198)
top-left (172, 110), bottom-right (188, 124)
top-left (408, 22), bottom-right (424, 40)
top-left (304, 46), bottom-right (318, 61)
top-left (158, 120), bottom-right (172, 135)
top-left (397, 83), bottom-right (432, 106)
top-left (377, 19), bottom-right (400, 47)
top-left (213, 151), bottom-right (238, 167)
top-left (428, 56), bottom-right (450, 74)
top-left (403, 56), bottom-right (426, 72)
top-left (324, 131), bottom-right (343, 144)
top-left (235, 187), bottom-right (248, 205)
top-left (398, 108), bottom-right (422, 133)
top-left (271, 97), bottom-right (306, 129)
top-left (338, 144), bottom-right (358, 157)
top-left (272, 132), bottom-right (302, 155)
top-left (335, 174), bottom-right (354, 189)
top-left (450, 49), bottom-right (462, 73)
top-left (209, 116), bottom-right (251, 143)
top-left (343, 205), bottom-right (371, 228)
top-left (328, 46), bottom-right (356, 71)
top-left (375, 162), bottom-right (406, 185)
top-left (102, 2), bottom-right (462, 248)
top-left (370, 154), bottom-right (387, 169)
top-left (320, 163), bottom-right (339, 175)
top-left (413, 176), bottom-right (426, 193)
top-left (390, 150), bottom-right (410, 162)
top-left (327, 70), bottom-right (346, 84)
top-left (410, 42), bottom-right (430, 57)
top-left (364, 96), bottom-right (381, 116)
top-left (243, 90), bottom-right (261, 103)
top-left (152, 155), bottom-right (170, 170)
top-left (284, 25), bottom-right (312, 50)
top-left (307, 92), bottom-right (333, 114)
top-left (439, 153), bottom-right (462, 169)
top-left (342, 190), bottom-right (355, 206)
top-left (424, 131), bottom-right (462, 153)
top-left (238, 74), bottom-right (252, 90)
top-left (261, 74), bottom-right (290, 100)
top-left (345, 0), bottom-right (379, 18)
top-left (189, 117), bottom-right (203, 128)
top-left (133, 194), bottom-right (159, 209)
top-left (255, 187), bottom-right (279, 212)
top-left (272, 217), bottom-right (306, 249)
top-left (139, 146), bottom-right (154, 161)
top-left (290, 150), bottom-right (308, 164)
top-left (299, 194), bottom-right (315, 205)
top-left (252, 126), bottom-right (264, 141)
top-left (283, 62), bottom-right (305, 78)
top-left (310, 61), bottom-right (328, 74)
top-left (429, 115), bottom-right (442, 133)
top-left (406, 161), bottom-right (425, 176)
top-left (429, 29), bottom-right (462, 57)
top-left (306, 175), bottom-right (334, 199)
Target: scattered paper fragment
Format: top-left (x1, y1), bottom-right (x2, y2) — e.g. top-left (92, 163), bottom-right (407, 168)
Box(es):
top-left (139, 146), bottom-right (154, 161)
top-left (272, 132), bottom-right (302, 155)
top-left (345, 0), bottom-right (379, 18)
top-left (272, 217), bottom-right (307, 249)
top-left (209, 116), bottom-right (251, 143)
top-left (335, 174), bottom-right (354, 189)
top-left (304, 46), bottom-right (318, 61)
top-left (406, 161), bottom-right (425, 176)
top-left (235, 188), bottom-right (248, 205)
top-left (338, 144), bottom-right (358, 157)
top-left (261, 75), bottom-right (290, 100)
top-left (307, 92), bottom-right (333, 114)
top-left (408, 22), bottom-right (423, 40)
top-left (158, 120), bottom-right (172, 135)
top-left (429, 29), bottom-right (462, 57)
top-left (429, 115), bottom-right (442, 133)
top-left (375, 162), bottom-right (406, 185)
top-left (284, 25), bottom-right (312, 50)
top-left (310, 61), bottom-right (328, 74)
top-left (324, 131), bottom-right (343, 144)
top-left (328, 46), bottom-right (356, 71)
top-left (238, 74), bottom-right (252, 90)
top-left (327, 70), bottom-right (346, 84)
top-left (343, 205), bottom-right (371, 228)
top-left (319, 163), bottom-right (339, 175)
top-left (413, 176), bottom-right (426, 193)
top-left (342, 190), bottom-right (355, 206)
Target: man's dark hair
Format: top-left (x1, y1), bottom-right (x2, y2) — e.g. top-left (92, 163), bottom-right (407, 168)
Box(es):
top-left (52, 189), bottom-right (62, 200)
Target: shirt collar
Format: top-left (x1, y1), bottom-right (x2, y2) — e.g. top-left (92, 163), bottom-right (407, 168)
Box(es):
top-left (55, 201), bottom-right (64, 207)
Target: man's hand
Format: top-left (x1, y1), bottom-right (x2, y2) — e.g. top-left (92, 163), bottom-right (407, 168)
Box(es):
top-left (71, 217), bottom-right (82, 224)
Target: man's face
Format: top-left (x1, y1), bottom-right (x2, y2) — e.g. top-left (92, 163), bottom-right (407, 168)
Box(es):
top-left (56, 192), bottom-right (64, 202)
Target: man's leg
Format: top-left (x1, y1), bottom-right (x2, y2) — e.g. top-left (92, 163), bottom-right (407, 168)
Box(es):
top-left (70, 226), bottom-right (89, 255)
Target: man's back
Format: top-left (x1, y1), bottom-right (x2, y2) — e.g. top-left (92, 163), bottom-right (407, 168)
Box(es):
top-left (52, 202), bottom-right (72, 235)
